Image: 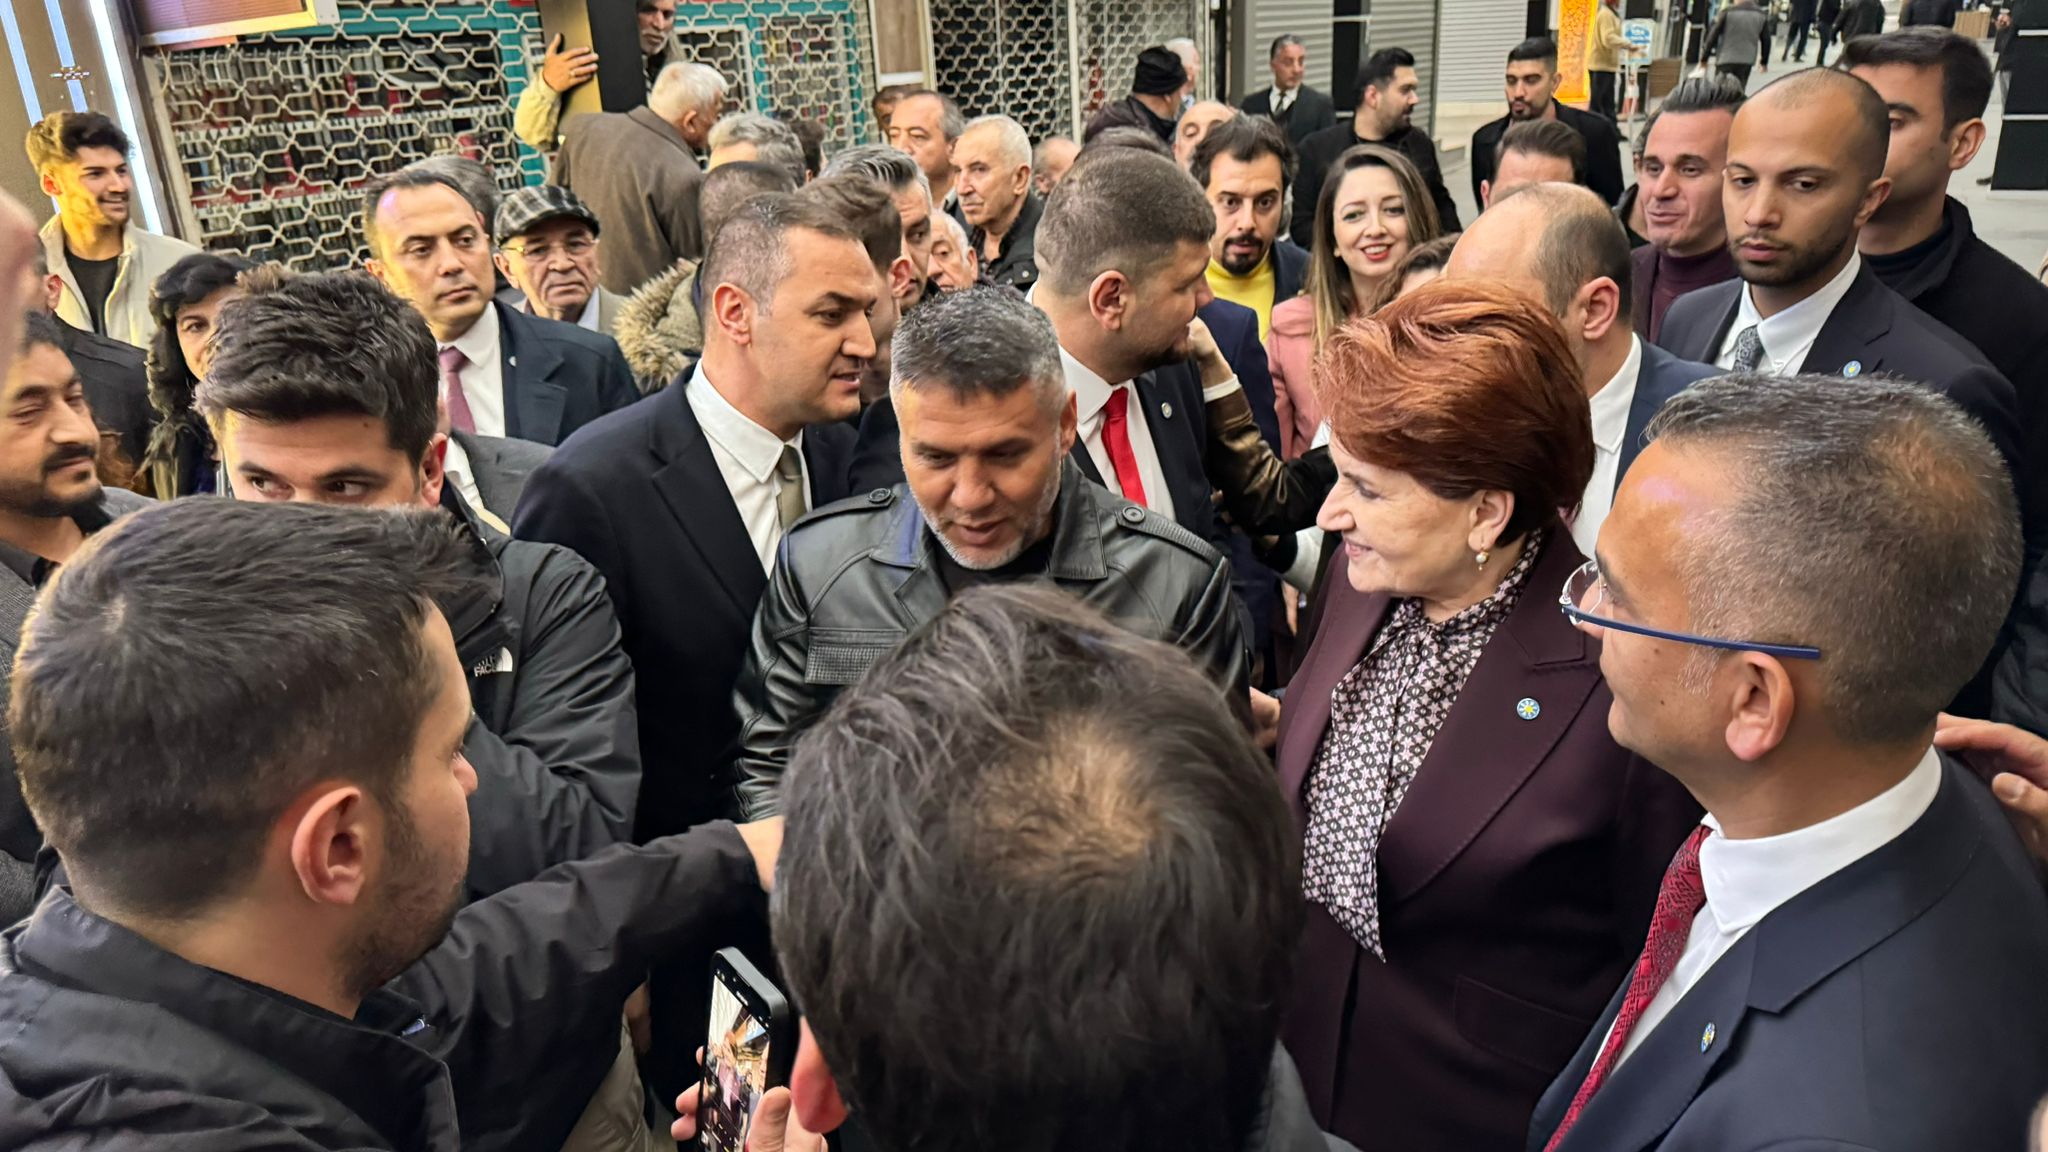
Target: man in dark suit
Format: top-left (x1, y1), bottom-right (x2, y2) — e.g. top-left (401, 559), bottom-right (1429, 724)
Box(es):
top-left (1295, 47), bottom-right (1461, 239)
top-left (448, 428), bottom-right (549, 526)
top-left (1654, 68), bottom-right (2022, 483)
top-left (1471, 38), bottom-right (1627, 206)
top-left (1241, 34), bottom-right (1337, 147)
top-left (1447, 182), bottom-right (1719, 556)
top-left (554, 61), bottom-right (725, 295)
top-left (1535, 371), bottom-right (2048, 1152)
top-left (364, 169), bottom-right (639, 448)
top-left (514, 192), bottom-right (870, 1097)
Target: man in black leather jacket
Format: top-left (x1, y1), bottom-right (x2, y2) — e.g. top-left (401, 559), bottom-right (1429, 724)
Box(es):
top-left (728, 288), bottom-right (1249, 819)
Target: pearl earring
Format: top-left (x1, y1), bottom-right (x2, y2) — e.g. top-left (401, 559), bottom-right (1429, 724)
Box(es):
top-left (1475, 549), bottom-right (1490, 566)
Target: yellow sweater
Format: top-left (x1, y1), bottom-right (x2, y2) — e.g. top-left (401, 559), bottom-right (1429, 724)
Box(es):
top-left (1588, 5), bottom-right (1628, 71)
top-left (1206, 256), bottom-right (1278, 341)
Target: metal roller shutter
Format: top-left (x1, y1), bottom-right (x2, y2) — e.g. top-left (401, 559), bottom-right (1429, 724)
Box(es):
top-left (1434, 0), bottom-right (1524, 104)
top-left (1250, 0), bottom-right (1336, 96)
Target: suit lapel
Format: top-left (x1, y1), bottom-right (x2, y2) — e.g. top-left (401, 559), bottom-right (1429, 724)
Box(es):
top-left (1691, 284), bottom-right (1741, 365)
top-left (1132, 369), bottom-right (1203, 534)
top-left (647, 384), bottom-right (768, 616)
top-left (1376, 535), bottom-right (1604, 903)
top-left (496, 304), bottom-right (568, 444)
top-left (1617, 344), bottom-right (1679, 487)
top-left (1801, 265), bottom-right (1892, 379)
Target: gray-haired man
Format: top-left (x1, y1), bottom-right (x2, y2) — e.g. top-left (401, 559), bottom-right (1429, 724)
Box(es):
top-left (727, 286), bottom-right (1250, 819)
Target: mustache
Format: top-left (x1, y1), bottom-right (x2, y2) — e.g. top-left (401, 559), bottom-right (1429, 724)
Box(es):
top-left (42, 445), bottom-right (96, 474)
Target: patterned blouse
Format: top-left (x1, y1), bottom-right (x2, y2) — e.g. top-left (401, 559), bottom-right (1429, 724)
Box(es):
top-left (1301, 531), bottom-right (1547, 958)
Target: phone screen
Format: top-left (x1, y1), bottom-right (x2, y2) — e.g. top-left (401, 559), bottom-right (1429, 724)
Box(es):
top-left (700, 971), bottom-right (774, 1152)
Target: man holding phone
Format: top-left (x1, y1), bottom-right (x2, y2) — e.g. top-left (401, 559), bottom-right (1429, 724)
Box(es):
top-left (514, 0), bottom-right (683, 151)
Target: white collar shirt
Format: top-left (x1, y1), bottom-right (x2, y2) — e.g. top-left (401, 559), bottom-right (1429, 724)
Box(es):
top-left (1059, 344), bottom-right (1176, 521)
top-left (1271, 84), bottom-right (1298, 114)
top-left (441, 434), bottom-right (488, 520)
top-left (1715, 253), bottom-right (1862, 376)
top-left (440, 304), bottom-right (508, 438)
top-left (525, 291), bottom-right (602, 333)
top-left (1571, 336), bottom-right (1643, 559)
top-left (1611, 744), bottom-right (1942, 1067)
top-left (686, 365), bottom-right (808, 572)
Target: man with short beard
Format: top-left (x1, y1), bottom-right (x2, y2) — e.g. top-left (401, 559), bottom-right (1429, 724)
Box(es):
top-left (1294, 48), bottom-right (1461, 240)
top-left (0, 311), bottom-right (152, 921)
top-left (0, 496), bottom-right (779, 1150)
top-left (727, 287), bottom-right (1248, 818)
top-left (1655, 68), bottom-right (2020, 488)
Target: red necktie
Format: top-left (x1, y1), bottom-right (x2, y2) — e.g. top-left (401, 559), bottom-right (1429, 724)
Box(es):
top-left (1101, 385), bottom-right (1148, 509)
top-left (439, 345), bottom-right (477, 434)
top-left (1543, 824), bottom-right (1711, 1152)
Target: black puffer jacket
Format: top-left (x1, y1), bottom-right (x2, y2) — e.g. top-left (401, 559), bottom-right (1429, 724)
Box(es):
top-left (0, 826), bottom-right (764, 1151)
top-left (729, 458), bottom-right (1251, 818)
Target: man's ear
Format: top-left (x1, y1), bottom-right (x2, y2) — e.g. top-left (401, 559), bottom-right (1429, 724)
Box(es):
top-left (1086, 269), bottom-right (1132, 331)
top-left (788, 1020), bottom-right (849, 1134)
top-left (888, 255), bottom-right (916, 304)
top-left (42, 274), bottom-right (63, 314)
top-left (287, 785), bottom-right (374, 909)
top-left (365, 257), bottom-right (389, 287)
top-left (420, 432), bottom-right (448, 508)
top-left (710, 281), bottom-right (756, 345)
top-left (492, 250), bottom-right (514, 284)
top-left (1948, 118), bottom-right (1987, 172)
top-left (1479, 179), bottom-right (1494, 208)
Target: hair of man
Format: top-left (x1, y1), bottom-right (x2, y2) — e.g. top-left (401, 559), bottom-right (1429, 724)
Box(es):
top-left (25, 110), bottom-right (129, 175)
top-left (1747, 66), bottom-right (1892, 184)
top-left (197, 267), bottom-right (440, 463)
top-left (1358, 46), bottom-right (1417, 104)
top-left (1269, 33), bottom-right (1305, 60)
top-left (700, 192), bottom-right (867, 318)
top-left (709, 111), bottom-right (807, 182)
top-left (1189, 113), bottom-right (1297, 197)
top-left (897, 89), bottom-right (967, 141)
top-left (890, 284), bottom-right (1065, 413)
top-left (359, 167), bottom-right (478, 261)
top-left (825, 143), bottom-right (933, 200)
top-left (1509, 36), bottom-right (1559, 67)
top-left (1036, 148), bottom-right (1215, 297)
top-left (1491, 181), bottom-right (1633, 316)
top-left (1495, 118), bottom-right (1588, 184)
top-left (1839, 26), bottom-right (1994, 132)
top-left (774, 581), bottom-right (1301, 1152)
top-left (649, 61), bottom-right (728, 122)
top-left (698, 160), bottom-right (802, 243)
top-left (800, 172), bottom-right (904, 272)
top-left (962, 114), bottom-right (1034, 172)
top-left (1645, 371), bottom-right (2020, 739)
top-left (12, 498), bottom-right (483, 920)
top-left (1637, 72), bottom-right (1747, 151)
top-left (398, 155), bottom-right (502, 240)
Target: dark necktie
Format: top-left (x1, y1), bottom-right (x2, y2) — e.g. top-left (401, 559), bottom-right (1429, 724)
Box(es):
top-left (1729, 325), bottom-right (1765, 372)
top-left (1543, 824), bottom-right (1711, 1151)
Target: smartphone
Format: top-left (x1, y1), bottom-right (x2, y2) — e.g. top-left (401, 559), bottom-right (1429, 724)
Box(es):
top-left (698, 948), bottom-right (796, 1152)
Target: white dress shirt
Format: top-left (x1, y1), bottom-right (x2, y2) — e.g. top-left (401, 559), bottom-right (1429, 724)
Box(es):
top-left (1270, 84), bottom-right (1298, 115)
top-left (1715, 252), bottom-right (1862, 376)
top-left (439, 305), bottom-right (508, 438)
top-left (441, 435), bottom-right (487, 518)
top-left (685, 366), bottom-right (808, 573)
top-left (1572, 336), bottom-right (1643, 559)
top-left (1610, 745), bottom-right (1942, 1068)
top-left (1060, 344), bottom-right (1177, 521)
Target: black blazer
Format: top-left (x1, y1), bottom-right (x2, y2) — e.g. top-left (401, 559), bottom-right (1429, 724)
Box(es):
top-left (1529, 758), bottom-right (2048, 1152)
top-left (1274, 238), bottom-right (1311, 306)
top-left (492, 301), bottom-right (642, 447)
top-left (511, 377), bottom-right (853, 838)
top-left (1241, 84), bottom-right (1338, 145)
top-left (1616, 342), bottom-right (1721, 484)
top-left (1471, 102), bottom-right (1626, 207)
top-left (1655, 264), bottom-right (2024, 479)
top-left (56, 317), bottom-right (152, 469)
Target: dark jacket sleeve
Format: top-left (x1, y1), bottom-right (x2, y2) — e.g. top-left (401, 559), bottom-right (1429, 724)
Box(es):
top-left (1994, 559), bottom-right (2048, 737)
top-left (847, 396), bottom-right (908, 492)
top-left (513, 453), bottom-right (635, 634)
top-left (595, 340), bottom-right (641, 416)
top-left (665, 169), bottom-right (707, 264)
top-left (728, 539), bottom-right (820, 822)
top-left (462, 547), bottom-right (641, 898)
top-left (1179, 545), bottom-right (1254, 703)
top-left (1205, 387), bottom-right (1337, 536)
top-left (1583, 117), bottom-right (1626, 206)
top-left (1291, 137), bottom-right (1327, 247)
top-left (397, 824), bottom-right (765, 1152)
top-left (1704, 11), bottom-right (1728, 53)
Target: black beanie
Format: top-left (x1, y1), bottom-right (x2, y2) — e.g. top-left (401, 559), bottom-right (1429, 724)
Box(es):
top-left (1132, 46), bottom-right (1187, 96)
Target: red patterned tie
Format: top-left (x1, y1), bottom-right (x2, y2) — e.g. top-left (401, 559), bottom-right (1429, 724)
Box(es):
top-left (1543, 824), bottom-right (1711, 1152)
top-left (1102, 385), bottom-right (1148, 508)
top-left (438, 345), bottom-right (477, 435)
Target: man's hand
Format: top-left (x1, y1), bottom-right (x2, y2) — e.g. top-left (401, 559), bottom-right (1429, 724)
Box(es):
top-left (736, 815), bottom-right (783, 891)
top-left (1935, 714), bottom-right (2048, 863)
top-left (1250, 688), bottom-right (1282, 752)
top-left (1186, 315), bottom-right (1234, 389)
top-left (0, 191), bottom-right (38, 380)
top-left (672, 1082), bottom-right (826, 1151)
top-left (539, 34), bottom-right (600, 93)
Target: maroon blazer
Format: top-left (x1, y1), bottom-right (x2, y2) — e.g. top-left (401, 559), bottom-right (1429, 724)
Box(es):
top-left (1277, 531), bottom-right (1700, 1152)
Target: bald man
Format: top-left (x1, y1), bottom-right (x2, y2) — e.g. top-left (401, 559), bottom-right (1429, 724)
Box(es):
top-left (1173, 100), bottom-right (1236, 169)
top-left (1447, 183), bottom-right (1717, 555)
top-left (1655, 69), bottom-right (2020, 480)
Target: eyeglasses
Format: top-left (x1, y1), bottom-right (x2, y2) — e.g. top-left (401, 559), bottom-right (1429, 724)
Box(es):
top-left (1559, 559), bottom-right (1822, 661)
top-left (503, 236), bottom-right (596, 262)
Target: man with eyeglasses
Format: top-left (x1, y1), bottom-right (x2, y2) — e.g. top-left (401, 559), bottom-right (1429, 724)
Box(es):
top-left (495, 186), bottom-right (623, 339)
top-left (1536, 371), bottom-right (2048, 1152)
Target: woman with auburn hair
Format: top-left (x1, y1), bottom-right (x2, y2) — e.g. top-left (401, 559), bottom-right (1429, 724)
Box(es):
top-left (1267, 144), bottom-right (1440, 458)
top-left (1275, 279), bottom-right (1699, 1151)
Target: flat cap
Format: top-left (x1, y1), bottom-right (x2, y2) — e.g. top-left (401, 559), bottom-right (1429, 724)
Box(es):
top-left (495, 184), bottom-right (601, 245)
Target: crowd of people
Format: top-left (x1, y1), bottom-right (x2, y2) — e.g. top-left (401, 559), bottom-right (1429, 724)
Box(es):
top-left (2, 6), bottom-right (2048, 1150)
